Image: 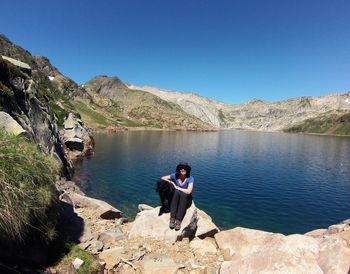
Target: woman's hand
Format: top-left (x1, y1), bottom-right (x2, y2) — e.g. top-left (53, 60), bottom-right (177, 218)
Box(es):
top-left (175, 183), bottom-right (193, 194)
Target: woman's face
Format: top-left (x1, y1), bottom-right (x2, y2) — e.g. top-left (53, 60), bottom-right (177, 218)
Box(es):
top-left (179, 168), bottom-right (187, 176)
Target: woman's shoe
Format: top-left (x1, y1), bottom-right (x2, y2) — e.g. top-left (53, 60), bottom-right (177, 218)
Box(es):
top-left (174, 220), bottom-right (181, 231)
top-left (169, 218), bottom-right (175, 229)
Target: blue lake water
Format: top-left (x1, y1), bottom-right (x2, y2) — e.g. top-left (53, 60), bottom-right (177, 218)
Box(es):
top-left (73, 130), bottom-right (350, 234)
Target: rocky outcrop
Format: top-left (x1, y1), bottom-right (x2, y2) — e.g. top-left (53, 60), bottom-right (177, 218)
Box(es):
top-left (57, 179), bottom-right (350, 274)
top-left (216, 226), bottom-right (350, 274)
top-left (62, 113), bottom-right (94, 160)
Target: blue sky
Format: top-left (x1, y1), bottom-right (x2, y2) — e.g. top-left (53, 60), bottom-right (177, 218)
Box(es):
top-left (1, 0), bottom-right (350, 103)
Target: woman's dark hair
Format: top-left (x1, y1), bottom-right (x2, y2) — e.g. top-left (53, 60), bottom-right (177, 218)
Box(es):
top-left (175, 162), bottom-right (191, 178)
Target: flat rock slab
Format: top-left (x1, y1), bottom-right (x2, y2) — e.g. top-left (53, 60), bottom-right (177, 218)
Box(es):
top-left (141, 254), bottom-right (179, 274)
top-left (70, 193), bottom-right (122, 219)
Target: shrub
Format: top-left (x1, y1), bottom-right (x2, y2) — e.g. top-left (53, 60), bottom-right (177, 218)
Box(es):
top-left (0, 130), bottom-right (58, 242)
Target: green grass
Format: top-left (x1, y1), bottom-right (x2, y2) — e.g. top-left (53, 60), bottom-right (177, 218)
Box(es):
top-left (73, 100), bottom-right (115, 127)
top-left (284, 112), bottom-right (350, 135)
top-left (0, 130), bottom-right (58, 242)
top-left (61, 243), bottom-right (99, 274)
top-left (50, 102), bottom-right (69, 128)
top-left (120, 119), bottom-right (144, 127)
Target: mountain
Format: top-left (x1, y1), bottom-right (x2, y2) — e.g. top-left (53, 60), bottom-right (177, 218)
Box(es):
top-left (1, 33), bottom-right (349, 135)
top-left (128, 84), bottom-right (350, 134)
top-left (79, 76), bottom-right (214, 130)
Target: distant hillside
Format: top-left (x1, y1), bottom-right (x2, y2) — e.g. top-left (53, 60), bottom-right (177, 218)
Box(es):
top-left (284, 111), bottom-right (350, 135)
top-left (128, 84), bottom-right (350, 135)
top-left (80, 76), bottom-right (214, 130)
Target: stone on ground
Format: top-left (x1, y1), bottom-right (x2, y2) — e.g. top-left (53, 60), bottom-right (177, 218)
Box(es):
top-left (141, 254), bottom-right (179, 274)
top-left (72, 258), bottom-right (84, 269)
top-left (98, 229), bottom-right (125, 246)
top-left (98, 247), bottom-right (125, 269)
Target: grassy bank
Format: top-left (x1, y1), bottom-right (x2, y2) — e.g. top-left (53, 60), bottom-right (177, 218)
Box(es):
top-left (0, 130), bottom-right (58, 242)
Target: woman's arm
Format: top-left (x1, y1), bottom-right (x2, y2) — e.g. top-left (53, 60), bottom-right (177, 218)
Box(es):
top-left (161, 175), bottom-right (176, 188)
top-left (175, 182), bottom-right (193, 194)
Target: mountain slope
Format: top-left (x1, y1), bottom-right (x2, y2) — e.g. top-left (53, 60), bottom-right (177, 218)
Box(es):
top-left (129, 84), bottom-right (350, 134)
top-left (81, 76), bottom-right (215, 130)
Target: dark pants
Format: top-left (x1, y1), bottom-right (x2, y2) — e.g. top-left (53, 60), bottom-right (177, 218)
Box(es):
top-left (170, 190), bottom-right (192, 221)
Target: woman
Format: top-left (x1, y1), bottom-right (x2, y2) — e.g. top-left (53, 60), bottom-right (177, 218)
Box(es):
top-left (161, 162), bottom-right (194, 231)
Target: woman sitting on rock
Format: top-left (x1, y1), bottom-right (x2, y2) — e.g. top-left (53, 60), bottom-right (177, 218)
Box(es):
top-left (161, 162), bottom-right (194, 231)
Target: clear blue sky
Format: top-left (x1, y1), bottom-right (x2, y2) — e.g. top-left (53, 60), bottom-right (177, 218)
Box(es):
top-left (1, 0), bottom-right (350, 103)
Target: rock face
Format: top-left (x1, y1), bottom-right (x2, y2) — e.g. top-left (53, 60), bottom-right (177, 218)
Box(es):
top-left (62, 113), bottom-right (94, 159)
top-left (216, 226), bottom-right (350, 274)
top-left (0, 36), bottom-right (74, 178)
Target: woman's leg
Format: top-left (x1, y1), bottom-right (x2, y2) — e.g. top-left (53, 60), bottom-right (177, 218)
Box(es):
top-left (176, 192), bottom-right (190, 221)
top-left (170, 190), bottom-right (180, 219)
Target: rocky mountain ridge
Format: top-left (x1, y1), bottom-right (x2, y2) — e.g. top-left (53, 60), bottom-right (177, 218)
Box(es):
top-left (128, 84), bottom-right (350, 134)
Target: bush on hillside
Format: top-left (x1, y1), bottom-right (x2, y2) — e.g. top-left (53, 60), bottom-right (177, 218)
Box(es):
top-left (0, 129), bottom-right (58, 242)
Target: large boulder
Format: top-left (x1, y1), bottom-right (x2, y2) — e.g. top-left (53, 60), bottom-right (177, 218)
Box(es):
top-left (217, 227), bottom-right (323, 274)
top-left (70, 193), bottom-right (122, 219)
top-left (0, 111), bottom-right (26, 135)
top-left (128, 203), bottom-right (198, 243)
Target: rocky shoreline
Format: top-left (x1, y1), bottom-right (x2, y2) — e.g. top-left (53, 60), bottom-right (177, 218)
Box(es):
top-left (53, 177), bottom-right (350, 274)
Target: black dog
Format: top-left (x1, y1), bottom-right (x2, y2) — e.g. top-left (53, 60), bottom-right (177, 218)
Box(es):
top-left (155, 179), bottom-right (193, 216)
top-left (156, 179), bottom-right (175, 216)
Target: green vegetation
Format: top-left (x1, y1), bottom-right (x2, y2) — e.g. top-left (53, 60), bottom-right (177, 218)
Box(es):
top-left (61, 243), bottom-right (99, 274)
top-left (218, 109), bottom-right (226, 122)
top-left (284, 112), bottom-right (350, 135)
top-left (50, 102), bottom-right (69, 128)
top-left (73, 100), bottom-right (116, 127)
top-left (0, 130), bottom-right (58, 242)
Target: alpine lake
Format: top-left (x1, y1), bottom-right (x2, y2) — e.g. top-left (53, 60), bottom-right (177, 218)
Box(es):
top-left (73, 130), bottom-right (350, 234)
